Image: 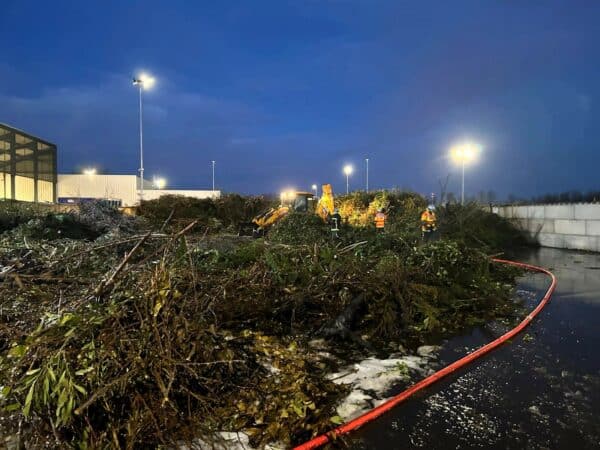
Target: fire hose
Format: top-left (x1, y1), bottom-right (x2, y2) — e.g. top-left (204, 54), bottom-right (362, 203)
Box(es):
top-left (294, 258), bottom-right (557, 450)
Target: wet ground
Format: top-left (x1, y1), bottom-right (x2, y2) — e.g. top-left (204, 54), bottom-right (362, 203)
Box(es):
top-left (345, 247), bottom-right (600, 450)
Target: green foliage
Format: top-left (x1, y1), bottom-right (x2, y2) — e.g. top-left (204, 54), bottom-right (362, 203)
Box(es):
top-left (0, 190), bottom-right (529, 448)
top-left (268, 213), bottom-right (330, 245)
top-left (139, 194), bottom-right (218, 226)
top-left (0, 201), bottom-right (53, 234)
top-left (438, 202), bottom-right (533, 251)
top-left (139, 193), bottom-right (276, 231)
top-left (22, 214), bottom-right (101, 240)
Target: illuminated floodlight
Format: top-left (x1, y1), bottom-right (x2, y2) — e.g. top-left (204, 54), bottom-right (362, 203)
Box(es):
top-left (153, 177), bottom-right (166, 189)
top-left (450, 142), bottom-right (479, 164)
top-left (83, 168), bottom-right (97, 175)
top-left (343, 164), bottom-right (353, 194)
top-left (449, 141), bottom-right (481, 204)
top-left (133, 73), bottom-right (156, 90)
top-left (280, 189), bottom-right (295, 202)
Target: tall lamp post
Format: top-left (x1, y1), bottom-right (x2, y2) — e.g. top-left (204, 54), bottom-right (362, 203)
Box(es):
top-left (343, 164), bottom-right (353, 195)
top-left (211, 160), bottom-right (216, 192)
top-left (450, 142), bottom-right (478, 205)
top-left (132, 73), bottom-right (156, 202)
top-left (311, 184), bottom-right (318, 198)
top-left (365, 158), bottom-right (369, 192)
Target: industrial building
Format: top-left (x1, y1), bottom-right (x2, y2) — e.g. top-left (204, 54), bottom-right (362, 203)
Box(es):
top-left (57, 174), bottom-right (220, 207)
top-left (0, 123), bottom-right (57, 202)
top-left (1, 123), bottom-right (219, 206)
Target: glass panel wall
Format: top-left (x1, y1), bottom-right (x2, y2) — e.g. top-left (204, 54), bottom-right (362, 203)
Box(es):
top-left (0, 124), bottom-right (57, 202)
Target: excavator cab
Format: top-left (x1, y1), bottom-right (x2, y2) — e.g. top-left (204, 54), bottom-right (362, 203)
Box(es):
top-left (281, 191), bottom-right (314, 213)
top-left (238, 185), bottom-right (333, 237)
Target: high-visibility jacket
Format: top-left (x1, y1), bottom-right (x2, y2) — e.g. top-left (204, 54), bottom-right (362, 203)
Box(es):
top-left (374, 212), bottom-right (386, 228)
top-left (420, 210), bottom-right (437, 232)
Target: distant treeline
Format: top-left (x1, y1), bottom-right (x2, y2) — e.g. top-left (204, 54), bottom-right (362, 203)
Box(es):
top-left (438, 189), bottom-right (600, 205)
top-left (505, 190), bottom-right (600, 205)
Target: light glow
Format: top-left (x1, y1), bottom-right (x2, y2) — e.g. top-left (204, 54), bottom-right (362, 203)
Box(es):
top-left (83, 168), bottom-right (97, 175)
top-left (343, 164), bottom-right (353, 176)
top-left (280, 190), bottom-right (295, 202)
top-left (153, 177), bottom-right (166, 189)
top-left (133, 73), bottom-right (156, 90)
top-left (450, 142), bottom-right (479, 164)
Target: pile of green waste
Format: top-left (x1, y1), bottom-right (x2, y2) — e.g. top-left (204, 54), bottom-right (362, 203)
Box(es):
top-left (138, 193), bottom-right (276, 232)
top-left (0, 195), bottom-right (529, 448)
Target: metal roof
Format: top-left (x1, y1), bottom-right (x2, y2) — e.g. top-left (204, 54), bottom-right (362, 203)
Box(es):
top-left (0, 123), bottom-right (56, 147)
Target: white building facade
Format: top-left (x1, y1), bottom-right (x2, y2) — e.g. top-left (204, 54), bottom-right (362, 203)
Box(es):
top-left (57, 174), bottom-right (220, 207)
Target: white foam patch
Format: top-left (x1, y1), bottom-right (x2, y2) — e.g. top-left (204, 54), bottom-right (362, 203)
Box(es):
top-left (330, 348), bottom-right (439, 421)
top-left (184, 432), bottom-right (284, 449)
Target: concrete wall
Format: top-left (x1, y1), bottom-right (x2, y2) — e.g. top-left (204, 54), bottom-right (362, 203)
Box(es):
top-left (495, 203), bottom-right (600, 252)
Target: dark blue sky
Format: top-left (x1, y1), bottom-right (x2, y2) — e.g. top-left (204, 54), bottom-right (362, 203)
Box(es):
top-left (1, 1), bottom-right (599, 198)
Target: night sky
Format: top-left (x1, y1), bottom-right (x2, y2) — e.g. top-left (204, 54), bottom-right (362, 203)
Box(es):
top-left (1, 1), bottom-right (599, 198)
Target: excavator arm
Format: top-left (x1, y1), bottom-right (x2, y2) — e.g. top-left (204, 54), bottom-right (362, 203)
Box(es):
top-left (238, 184), bottom-right (334, 237)
top-left (253, 206), bottom-right (290, 230)
top-left (316, 184), bottom-right (334, 221)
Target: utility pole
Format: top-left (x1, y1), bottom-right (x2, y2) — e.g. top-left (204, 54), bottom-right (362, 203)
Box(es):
top-left (461, 159), bottom-right (465, 205)
top-left (365, 157), bottom-right (369, 192)
top-left (211, 160), bottom-right (216, 192)
top-left (132, 74), bottom-right (155, 202)
top-left (137, 84), bottom-right (144, 200)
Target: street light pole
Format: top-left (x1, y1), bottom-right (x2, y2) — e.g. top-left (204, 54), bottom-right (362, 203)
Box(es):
top-left (132, 73), bottom-right (155, 203)
top-left (138, 84), bottom-right (144, 201)
top-left (461, 159), bottom-right (465, 205)
top-left (211, 160), bottom-right (215, 192)
top-left (365, 158), bottom-right (369, 192)
top-left (450, 141), bottom-right (478, 206)
top-left (343, 164), bottom-right (353, 195)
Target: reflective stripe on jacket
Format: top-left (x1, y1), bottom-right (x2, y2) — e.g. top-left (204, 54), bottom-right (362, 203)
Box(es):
top-left (330, 214), bottom-right (342, 231)
top-left (375, 212), bottom-right (386, 228)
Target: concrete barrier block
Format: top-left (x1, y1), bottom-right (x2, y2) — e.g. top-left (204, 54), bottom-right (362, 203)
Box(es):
top-left (586, 220), bottom-right (600, 236)
top-left (555, 219), bottom-right (586, 235)
top-left (537, 233), bottom-right (564, 249)
top-left (574, 204), bottom-right (600, 220)
top-left (527, 206), bottom-right (545, 219)
top-left (496, 206), bottom-right (511, 219)
top-left (527, 219), bottom-right (554, 233)
top-left (562, 235), bottom-right (598, 252)
top-left (513, 206), bottom-right (529, 219)
top-left (544, 204), bottom-right (575, 220)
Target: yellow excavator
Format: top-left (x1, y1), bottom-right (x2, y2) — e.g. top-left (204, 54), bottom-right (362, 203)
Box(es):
top-left (239, 184), bottom-right (335, 237)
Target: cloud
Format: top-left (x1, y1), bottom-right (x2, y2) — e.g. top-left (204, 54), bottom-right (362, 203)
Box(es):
top-left (0, 74), bottom-right (270, 187)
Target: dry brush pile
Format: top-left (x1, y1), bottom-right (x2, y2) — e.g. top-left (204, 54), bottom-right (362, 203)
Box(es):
top-left (0, 196), bottom-right (527, 448)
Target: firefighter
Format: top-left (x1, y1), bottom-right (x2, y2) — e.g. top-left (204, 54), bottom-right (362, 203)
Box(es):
top-left (420, 205), bottom-right (437, 242)
top-left (330, 208), bottom-right (342, 239)
top-left (374, 208), bottom-right (387, 232)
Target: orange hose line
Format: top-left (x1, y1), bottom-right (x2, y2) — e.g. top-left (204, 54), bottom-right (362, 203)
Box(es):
top-left (294, 258), bottom-right (557, 450)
